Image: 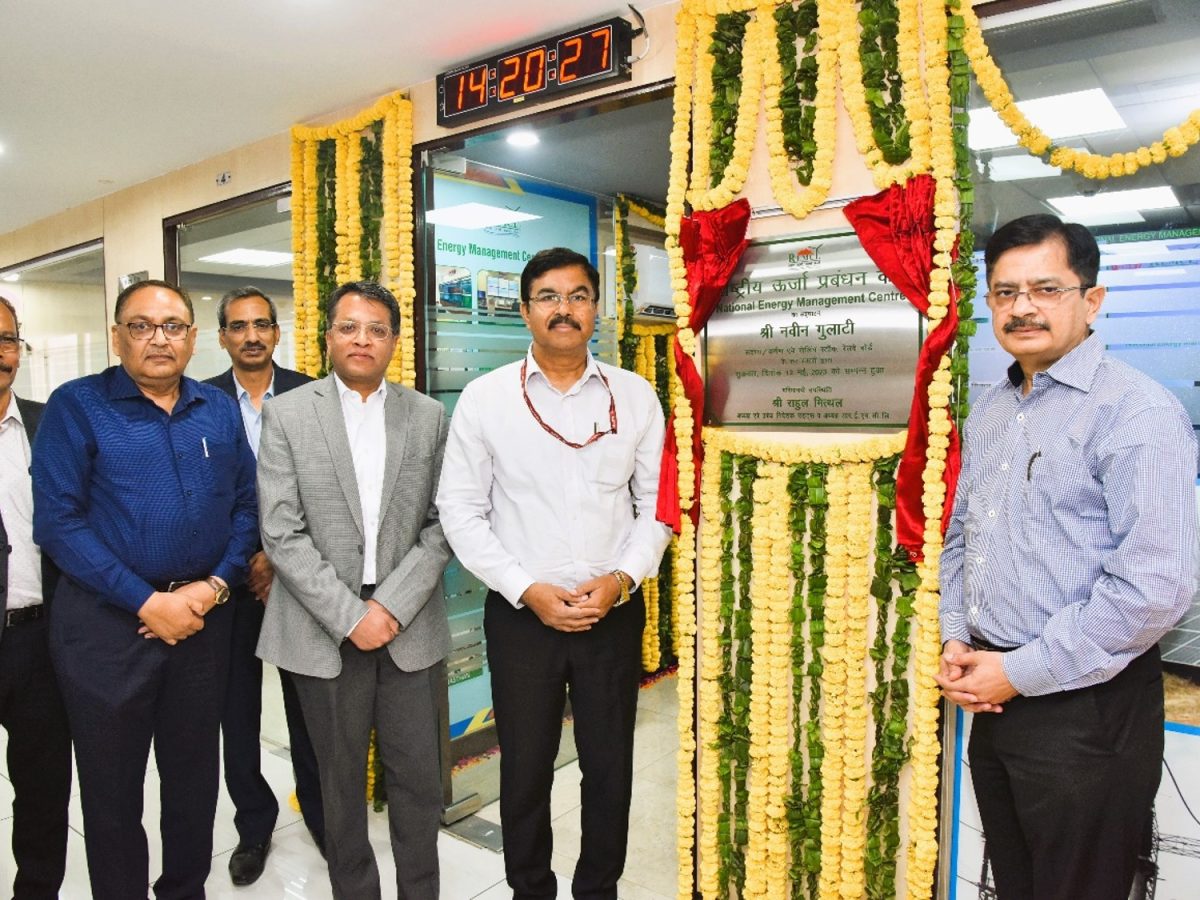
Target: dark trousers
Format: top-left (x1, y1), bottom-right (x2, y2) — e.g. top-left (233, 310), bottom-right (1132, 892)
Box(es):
top-left (292, 644), bottom-right (442, 900)
top-left (222, 589), bottom-right (324, 846)
top-left (0, 615), bottom-right (72, 899)
top-left (50, 578), bottom-right (231, 900)
top-left (969, 645), bottom-right (1164, 900)
top-left (485, 589), bottom-right (644, 900)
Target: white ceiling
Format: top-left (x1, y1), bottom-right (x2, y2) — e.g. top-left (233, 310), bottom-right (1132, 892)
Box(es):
top-left (0, 0), bottom-right (672, 234)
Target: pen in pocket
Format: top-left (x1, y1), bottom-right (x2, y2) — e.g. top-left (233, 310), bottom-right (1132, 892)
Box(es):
top-left (202, 437), bottom-right (209, 458)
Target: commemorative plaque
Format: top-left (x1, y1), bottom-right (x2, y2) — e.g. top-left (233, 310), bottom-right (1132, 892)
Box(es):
top-left (704, 232), bottom-right (922, 428)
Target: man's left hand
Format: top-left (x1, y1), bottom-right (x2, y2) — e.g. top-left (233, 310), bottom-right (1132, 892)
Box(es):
top-left (934, 649), bottom-right (1019, 711)
top-left (572, 573), bottom-right (623, 618)
top-left (246, 551), bottom-right (274, 603)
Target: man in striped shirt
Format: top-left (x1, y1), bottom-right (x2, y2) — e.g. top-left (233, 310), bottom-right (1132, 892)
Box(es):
top-left (936, 214), bottom-right (1198, 900)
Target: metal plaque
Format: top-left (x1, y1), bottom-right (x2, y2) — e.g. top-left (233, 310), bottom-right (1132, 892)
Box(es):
top-left (704, 232), bottom-right (922, 429)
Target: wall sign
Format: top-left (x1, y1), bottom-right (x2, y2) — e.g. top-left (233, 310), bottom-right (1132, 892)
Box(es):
top-left (437, 18), bottom-right (634, 127)
top-left (704, 232), bottom-right (922, 428)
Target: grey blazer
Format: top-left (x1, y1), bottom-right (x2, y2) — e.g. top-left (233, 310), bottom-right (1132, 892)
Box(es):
top-left (255, 374), bottom-right (451, 678)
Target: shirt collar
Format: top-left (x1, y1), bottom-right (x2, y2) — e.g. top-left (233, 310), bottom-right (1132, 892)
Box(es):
top-left (232, 368), bottom-right (275, 403)
top-left (524, 346), bottom-right (601, 394)
top-left (1006, 331), bottom-right (1102, 394)
top-left (0, 392), bottom-right (23, 430)
top-left (332, 371), bottom-right (387, 403)
top-left (107, 364), bottom-right (202, 408)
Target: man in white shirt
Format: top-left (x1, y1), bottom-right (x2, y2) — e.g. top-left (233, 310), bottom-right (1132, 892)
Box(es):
top-left (256, 282), bottom-right (451, 900)
top-left (437, 247), bottom-right (671, 900)
top-left (0, 295), bottom-right (71, 898)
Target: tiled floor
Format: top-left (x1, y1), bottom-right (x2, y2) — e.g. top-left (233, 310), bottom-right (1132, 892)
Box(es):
top-left (0, 674), bottom-right (679, 899)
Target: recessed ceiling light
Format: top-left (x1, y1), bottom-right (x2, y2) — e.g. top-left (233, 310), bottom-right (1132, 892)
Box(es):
top-left (201, 295), bottom-right (213, 301)
top-left (981, 154), bottom-right (1064, 182)
top-left (1, 273), bottom-right (19, 282)
top-left (0, 143), bottom-right (6, 156)
top-left (506, 130), bottom-right (539, 148)
top-left (425, 202), bottom-right (541, 230)
top-left (1048, 186), bottom-right (1179, 227)
top-left (197, 249), bottom-right (294, 267)
top-left (969, 88), bottom-right (1125, 151)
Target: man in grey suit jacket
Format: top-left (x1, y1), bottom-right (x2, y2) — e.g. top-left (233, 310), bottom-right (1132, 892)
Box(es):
top-left (256, 281), bottom-right (451, 900)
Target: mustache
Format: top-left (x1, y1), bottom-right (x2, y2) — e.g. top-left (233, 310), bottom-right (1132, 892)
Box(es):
top-left (239, 343), bottom-right (267, 351)
top-left (547, 314), bottom-right (581, 330)
top-left (1003, 316), bottom-right (1049, 333)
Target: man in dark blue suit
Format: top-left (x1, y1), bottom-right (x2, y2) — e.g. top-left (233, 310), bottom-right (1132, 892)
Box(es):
top-left (0, 295), bottom-right (71, 899)
top-left (206, 287), bottom-right (324, 885)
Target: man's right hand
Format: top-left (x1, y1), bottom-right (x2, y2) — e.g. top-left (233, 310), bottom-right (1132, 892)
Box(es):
top-left (137, 591), bottom-right (205, 645)
top-left (348, 599), bottom-right (401, 651)
top-left (520, 583), bottom-right (600, 632)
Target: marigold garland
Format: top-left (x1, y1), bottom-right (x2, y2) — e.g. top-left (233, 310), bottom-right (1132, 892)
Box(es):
top-left (291, 91), bottom-right (415, 386)
top-left (958, 0), bottom-right (1200, 178)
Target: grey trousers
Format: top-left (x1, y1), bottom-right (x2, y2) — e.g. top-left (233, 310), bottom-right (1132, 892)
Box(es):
top-left (292, 643), bottom-right (442, 900)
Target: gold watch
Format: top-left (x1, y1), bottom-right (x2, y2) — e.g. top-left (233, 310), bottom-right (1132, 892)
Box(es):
top-left (205, 576), bottom-right (230, 606)
top-left (611, 570), bottom-right (631, 607)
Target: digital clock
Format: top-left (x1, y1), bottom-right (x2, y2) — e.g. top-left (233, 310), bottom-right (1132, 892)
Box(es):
top-left (437, 17), bottom-right (634, 127)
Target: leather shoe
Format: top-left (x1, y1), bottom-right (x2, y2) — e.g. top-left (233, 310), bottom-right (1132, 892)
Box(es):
top-left (229, 839), bottom-right (271, 886)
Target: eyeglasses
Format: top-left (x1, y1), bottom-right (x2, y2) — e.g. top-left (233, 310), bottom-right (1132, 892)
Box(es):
top-left (117, 321), bottom-right (193, 341)
top-left (526, 292), bottom-right (597, 310)
top-left (222, 318), bottom-right (276, 335)
top-left (0, 333), bottom-right (20, 353)
top-left (985, 285), bottom-right (1089, 310)
top-left (328, 320), bottom-right (393, 341)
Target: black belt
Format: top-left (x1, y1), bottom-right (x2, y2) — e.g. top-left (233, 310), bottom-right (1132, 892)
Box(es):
top-left (4, 605), bottom-right (45, 627)
top-left (970, 635), bottom-right (1017, 653)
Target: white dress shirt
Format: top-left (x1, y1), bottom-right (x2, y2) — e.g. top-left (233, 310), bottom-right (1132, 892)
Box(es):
top-left (233, 370), bottom-right (275, 458)
top-left (334, 373), bottom-right (388, 584)
top-left (437, 347), bottom-right (671, 607)
top-left (0, 396), bottom-right (43, 609)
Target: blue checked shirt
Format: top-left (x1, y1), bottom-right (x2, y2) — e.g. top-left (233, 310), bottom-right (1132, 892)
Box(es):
top-left (940, 333), bottom-right (1198, 696)
top-left (32, 365), bottom-right (259, 614)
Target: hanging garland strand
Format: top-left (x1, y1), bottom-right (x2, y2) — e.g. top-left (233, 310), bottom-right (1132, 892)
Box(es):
top-left (864, 454), bottom-right (911, 899)
top-left (857, 0), bottom-right (911, 165)
top-left (947, 2), bottom-right (976, 431)
top-left (708, 11), bottom-right (753, 187)
top-left (773, 0), bottom-right (820, 186)
top-left (784, 462), bottom-right (811, 898)
top-left (313, 139), bottom-right (338, 373)
top-left (803, 462), bottom-right (829, 899)
top-left (358, 120), bottom-right (384, 281)
top-left (958, 0), bottom-right (1200, 178)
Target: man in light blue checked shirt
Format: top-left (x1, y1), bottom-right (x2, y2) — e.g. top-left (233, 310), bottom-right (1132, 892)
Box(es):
top-left (936, 214), bottom-right (1198, 900)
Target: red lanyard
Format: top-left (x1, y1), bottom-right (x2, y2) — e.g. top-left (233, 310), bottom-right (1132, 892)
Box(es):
top-left (520, 359), bottom-right (618, 449)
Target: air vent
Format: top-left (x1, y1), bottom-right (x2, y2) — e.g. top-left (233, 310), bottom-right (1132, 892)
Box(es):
top-left (982, 0), bottom-right (1161, 54)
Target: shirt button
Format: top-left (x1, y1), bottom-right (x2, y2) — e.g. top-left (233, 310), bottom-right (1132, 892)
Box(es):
top-left (970, 606), bottom-right (978, 616)
top-left (1000, 462), bottom-right (1009, 472)
top-left (1016, 413), bottom-right (1024, 422)
top-left (186, 490), bottom-right (193, 496)
top-left (987, 509), bottom-right (996, 518)
top-left (177, 452), bottom-right (184, 459)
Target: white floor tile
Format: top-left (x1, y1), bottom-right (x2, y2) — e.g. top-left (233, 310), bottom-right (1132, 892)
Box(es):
top-left (0, 674), bottom-right (681, 899)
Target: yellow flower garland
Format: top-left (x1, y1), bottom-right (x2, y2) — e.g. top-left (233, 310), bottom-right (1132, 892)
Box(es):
top-left (960, 0), bottom-right (1200, 178)
top-left (763, 0), bottom-right (837, 218)
top-left (696, 449), bottom-right (725, 898)
top-left (834, 0), bottom-right (932, 188)
top-left (291, 92), bottom-right (415, 386)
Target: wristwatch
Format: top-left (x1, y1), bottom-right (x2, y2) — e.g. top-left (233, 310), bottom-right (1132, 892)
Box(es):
top-left (611, 570), bottom-right (631, 607)
top-left (205, 576), bottom-right (230, 606)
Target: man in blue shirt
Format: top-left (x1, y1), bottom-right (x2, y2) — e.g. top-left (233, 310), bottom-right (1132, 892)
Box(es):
top-left (936, 215), bottom-right (1198, 900)
top-left (33, 279), bottom-right (258, 900)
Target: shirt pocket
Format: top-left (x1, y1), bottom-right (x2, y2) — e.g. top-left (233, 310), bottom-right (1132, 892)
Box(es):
top-left (593, 440), bottom-right (635, 490)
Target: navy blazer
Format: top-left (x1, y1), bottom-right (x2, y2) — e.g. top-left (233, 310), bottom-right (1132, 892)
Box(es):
top-left (1, 396), bottom-right (58, 638)
top-left (205, 363), bottom-right (313, 403)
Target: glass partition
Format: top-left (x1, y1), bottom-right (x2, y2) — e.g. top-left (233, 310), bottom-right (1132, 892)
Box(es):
top-left (0, 241), bottom-right (108, 401)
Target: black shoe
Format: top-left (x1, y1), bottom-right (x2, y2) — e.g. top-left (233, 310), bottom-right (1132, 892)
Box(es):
top-left (309, 828), bottom-right (327, 860)
top-left (229, 839), bottom-right (271, 886)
